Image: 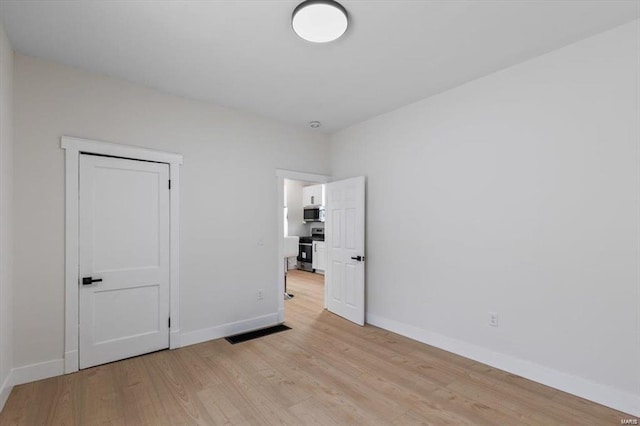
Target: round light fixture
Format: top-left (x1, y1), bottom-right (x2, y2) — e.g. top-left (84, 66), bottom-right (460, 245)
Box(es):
top-left (292, 0), bottom-right (348, 43)
top-left (309, 121), bottom-right (321, 128)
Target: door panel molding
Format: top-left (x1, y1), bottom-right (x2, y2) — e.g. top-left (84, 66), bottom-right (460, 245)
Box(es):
top-left (326, 176), bottom-right (366, 325)
top-left (62, 136), bottom-right (183, 374)
top-left (78, 155), bottom-right (170, 369)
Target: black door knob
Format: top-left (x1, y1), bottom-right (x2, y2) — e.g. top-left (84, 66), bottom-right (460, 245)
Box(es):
top-left (82, 277), bottom-right (103, 285)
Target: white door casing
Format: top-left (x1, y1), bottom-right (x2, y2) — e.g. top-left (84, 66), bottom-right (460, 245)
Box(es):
top-left (79, 155), bottom-right (170, 369)
top-left (325, 176), bottom-right (366, 326)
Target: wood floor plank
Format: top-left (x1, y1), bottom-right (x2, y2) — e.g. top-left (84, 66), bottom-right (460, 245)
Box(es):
top-left (0, 269), bottom-right (634, 425)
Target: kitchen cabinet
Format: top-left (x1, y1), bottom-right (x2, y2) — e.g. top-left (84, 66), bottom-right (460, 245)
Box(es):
top-left (303, 184), bottom-right (324, 206)
top-left (312, 240), bottom-right (326, 272)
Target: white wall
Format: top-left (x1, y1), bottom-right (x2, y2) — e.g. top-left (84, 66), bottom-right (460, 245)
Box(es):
top-left (330, 20), bottom-right (640, 415)
top-left (284, 179), bottom-right (306, 237)
top-left (284, 179), bottom-right (305, 269)
top-left (12, 54), bottom-right (330, 368)
top-left (0, 21), bottom-right (14, 409)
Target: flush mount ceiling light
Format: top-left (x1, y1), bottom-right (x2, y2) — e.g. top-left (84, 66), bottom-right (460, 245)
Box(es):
top-left (292, 0), bottom-right (349, 43)
top-left (309, 121), bottom-right (321, 128)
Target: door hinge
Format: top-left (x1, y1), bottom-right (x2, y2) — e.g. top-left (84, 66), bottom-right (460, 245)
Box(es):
top-left (168, 317), bottom-right (171, 328)
top-left (168, 180), bottom-right (171, 190)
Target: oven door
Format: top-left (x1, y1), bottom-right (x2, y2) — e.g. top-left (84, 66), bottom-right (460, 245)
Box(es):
top-left (298, 243), bottom-right (313, 263)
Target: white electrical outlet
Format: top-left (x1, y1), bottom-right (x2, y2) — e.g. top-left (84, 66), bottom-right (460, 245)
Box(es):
top-left (489, 311), bottom-right (499, 327)
top-left (257, 289), bottom-right (264, 300)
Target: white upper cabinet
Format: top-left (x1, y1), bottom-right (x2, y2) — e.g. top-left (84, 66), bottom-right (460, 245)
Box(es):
top-left (303, 184), bottom-right (325, 206)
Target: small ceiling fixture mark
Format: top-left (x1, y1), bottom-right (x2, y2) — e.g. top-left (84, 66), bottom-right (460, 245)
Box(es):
top-left (292, 0), bottom-right (349, 43)
top-left (309, 121), bottom-right (321, 128)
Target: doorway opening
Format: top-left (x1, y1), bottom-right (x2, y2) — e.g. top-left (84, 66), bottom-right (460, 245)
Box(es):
top-left (276, 170), bottom-right (366, 327)
top-left (275, 170), bottom-right (329, 323)
top-left (284, 178), bottom-right (326, 318)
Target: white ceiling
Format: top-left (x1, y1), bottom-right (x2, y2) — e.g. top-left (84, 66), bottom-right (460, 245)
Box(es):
top-left (0, 1), bottom-right (638, 133)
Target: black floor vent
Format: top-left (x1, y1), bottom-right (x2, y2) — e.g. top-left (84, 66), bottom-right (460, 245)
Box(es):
top-left (225, 324), bottom-right (291, 344)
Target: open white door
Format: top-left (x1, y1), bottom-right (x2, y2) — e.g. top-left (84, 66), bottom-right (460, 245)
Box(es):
top-left (325, 176), bottom-right (366, 326)
top-left (79, 154), bottom-right (170, 369)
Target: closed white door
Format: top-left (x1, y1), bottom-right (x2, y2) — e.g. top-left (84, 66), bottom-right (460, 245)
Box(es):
top-left (79, 154), bottom-right (170, 369)
top-left (325, 176), bottom-right (366, 325)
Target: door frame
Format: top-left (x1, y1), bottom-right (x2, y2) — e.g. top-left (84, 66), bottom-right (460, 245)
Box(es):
top-left (276, 169), bottom-right (330, 323)
top-left (61, 136), bottom-right (183, 374)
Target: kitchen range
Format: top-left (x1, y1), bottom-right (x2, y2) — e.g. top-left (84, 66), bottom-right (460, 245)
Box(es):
top-left (298, 227), bottom-right (325, 272)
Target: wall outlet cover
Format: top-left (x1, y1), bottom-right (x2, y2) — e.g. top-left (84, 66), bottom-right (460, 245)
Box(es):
top-left (489, 312), bottom-right (499, 327)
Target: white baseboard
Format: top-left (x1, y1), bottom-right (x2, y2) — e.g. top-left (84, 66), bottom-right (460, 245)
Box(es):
top-left (11, 359), bottom-right (64, 386)
top-left (0, 371), bottom-right (13, 413)
top-left (180, 313), bottom-right (280, 348)
top-left (366, 313), bottom-right (640, 417)
top-left (8, 314), bottom-right (278, 389)
top-left (3, 314), bottom-right (278, 399)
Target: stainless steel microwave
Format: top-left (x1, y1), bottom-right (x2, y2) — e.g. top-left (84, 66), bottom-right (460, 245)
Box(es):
top-left (303, 206), bottom-right (325, 222)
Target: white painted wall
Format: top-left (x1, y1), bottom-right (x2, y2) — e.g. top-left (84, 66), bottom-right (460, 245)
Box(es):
top-left (284, 179), bottom-right (305, 269)
top-left (0, 21), bottom-right (14, 409)
top-left (12, 54), bottom-right (330, 368)
top-left (284, 179), bottom-right (306, 237)
top-left (330, 20), bottom-right (640, 414)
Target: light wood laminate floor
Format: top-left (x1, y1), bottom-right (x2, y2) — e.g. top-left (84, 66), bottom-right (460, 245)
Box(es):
top-left (0, 269), bottom-right (632, 425)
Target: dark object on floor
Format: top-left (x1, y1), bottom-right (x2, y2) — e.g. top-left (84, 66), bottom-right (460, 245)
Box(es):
top-left (225, 324), bottom-right (292, 344)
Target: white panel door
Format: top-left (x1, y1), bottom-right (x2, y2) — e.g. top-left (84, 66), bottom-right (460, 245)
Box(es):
top-left (79, 154), bottom-right (170, 369)
top-left (325, 176), bottom-right (365, 325)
